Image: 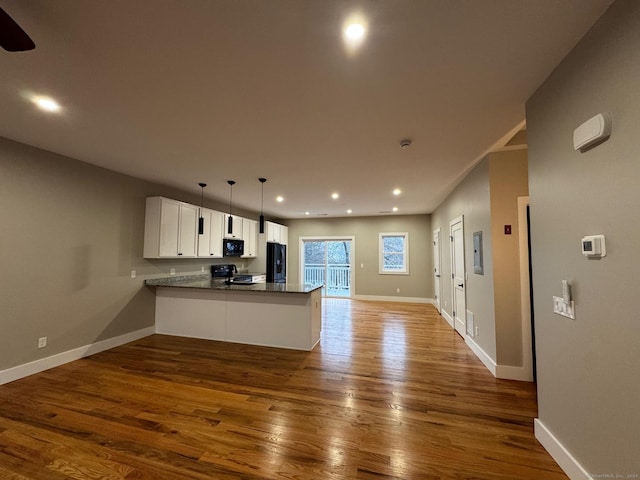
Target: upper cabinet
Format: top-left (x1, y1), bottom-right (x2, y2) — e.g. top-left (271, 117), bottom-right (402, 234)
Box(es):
top-left (144, 197), bottom-right (198, 258)
top-left (144, 196), bottom-right (286, 260)
top-left (224, 214), bottom-right (243, 239)
top-left (241, 218), bottom-right (258, 258)
top-left (266, 221), bottom-right (288, 245)
top-left (197, 208), bottom-right (224, 258)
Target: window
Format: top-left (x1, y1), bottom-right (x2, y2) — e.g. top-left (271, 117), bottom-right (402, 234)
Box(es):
top-left (379, 232), bottom-right (409, 274)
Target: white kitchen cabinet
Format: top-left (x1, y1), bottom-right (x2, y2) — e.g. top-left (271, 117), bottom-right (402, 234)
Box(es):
top-left (266, 221), bottom-right (281, 243)
top-left (224, 214), bottom-right (243, 239)
top-left (266, 221), bottom-right (288, 245)
top-left (197, 208), bottom-right (224, 258)
top-left (144, 197), bottom-right (198, 258)
top-left (241, 218), bottom-right (258, 258)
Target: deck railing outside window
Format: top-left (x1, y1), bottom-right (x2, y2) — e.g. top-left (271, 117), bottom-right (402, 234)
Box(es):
top-left (304, 264), bottom-right (351, 296)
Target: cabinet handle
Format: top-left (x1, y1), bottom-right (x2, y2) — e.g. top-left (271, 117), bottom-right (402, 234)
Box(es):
top-left (178, 253), bottom-right (183, 256)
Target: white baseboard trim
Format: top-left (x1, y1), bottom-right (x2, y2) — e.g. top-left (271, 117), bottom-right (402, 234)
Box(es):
top-left (465, 336), bottom-right (497, 376)
top-left (535, 419), bottom-right (592, 480)
top-left (0, 326), bottom-right (156, 386)
top-left (441, 309), bottom-right (454, 327)
top-left (352, 295), bottom-right (433, 304)
top-left (495, 364), bottom-right (534, 382)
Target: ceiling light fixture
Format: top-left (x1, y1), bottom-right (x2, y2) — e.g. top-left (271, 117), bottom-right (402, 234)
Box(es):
top-left (399, 139), bottom-right (412, 149)
top-left (227, 180), bottom-right (235, 234)
top-left (198, 182), bottom-right (206, 235)
top-left (342, 14), bottom-right (368, 55)
top-left (305, 211), bottom-right (310, 216)
top-left (347, 209), bottom-right (353, 214)
top-left (258, 177), bottom-right (267, 234)
top-left (393, 188), bottom-right (402, 196)
top-left (393, 207), bottom-right (399, 212)
top-left (276, 195), bottom-right (284, 203)
top-left (331, 192), bottom-right (339, 200)
top-left (345, 23), bottom-right (365, 41)
top-left (32, 96), bottom-right (61, 113)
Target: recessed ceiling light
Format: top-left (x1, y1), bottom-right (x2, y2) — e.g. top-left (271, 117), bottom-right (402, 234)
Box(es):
top-left (331, 192), bottom-right (339, 200)
top-left (393, 188), bottom-right (402, 196)
top-left (305, 211), bottom-right (310, 216)
top-left (347, 209), bottom-right (352, 214)
top-left (392, 207), bottom-right (399, 212)
top-left (345, 23), bottom-right (365, 41)
top-left (32, 96), bottom-right (61, 113)
top-left (276, 196), bottom-right (284, 203)
top-left (399, 139), bottom-right (412, 149)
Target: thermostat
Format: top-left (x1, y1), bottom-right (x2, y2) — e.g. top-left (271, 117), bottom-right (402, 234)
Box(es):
top-left (581, 235), bottom-right (606, 258)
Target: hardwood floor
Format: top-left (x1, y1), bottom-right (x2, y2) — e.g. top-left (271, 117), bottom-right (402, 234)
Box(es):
top-left (0, 299), bottom-right (568, 479)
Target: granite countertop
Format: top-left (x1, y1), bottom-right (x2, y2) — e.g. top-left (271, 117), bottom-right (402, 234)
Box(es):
top-left (145, 274), bottom-right (323, 294)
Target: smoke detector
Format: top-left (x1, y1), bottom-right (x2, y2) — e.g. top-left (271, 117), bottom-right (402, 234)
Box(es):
top-left (399, 139), bottom-right (412, 149)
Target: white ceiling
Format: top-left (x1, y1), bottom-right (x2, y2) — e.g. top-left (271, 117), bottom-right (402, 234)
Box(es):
top-left (0, 0), bottom-right (613, 218)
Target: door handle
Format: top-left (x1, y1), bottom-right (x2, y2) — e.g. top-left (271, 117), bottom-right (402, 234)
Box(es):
top-left (435, 274), bottom-right (440, 278)
top-left (458, 283), bottom-right (464, 288)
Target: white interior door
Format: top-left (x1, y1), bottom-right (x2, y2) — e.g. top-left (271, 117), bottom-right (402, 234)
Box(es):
top-left (450, 216), bottom-right (466, 337)
top-left (433, 229), bottom-right (442, 313)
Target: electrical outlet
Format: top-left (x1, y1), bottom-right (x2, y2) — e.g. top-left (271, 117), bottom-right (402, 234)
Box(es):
top-left (396, 288), bottom-right (400, 294)
top-left (201, 266), bottom-right (205, 273)
top-left (170, 268), bottom-right (176, 275)
top-left (130, 270), bottom-right (136, 279)
top-left (38, 337), bottom-right (47, 349)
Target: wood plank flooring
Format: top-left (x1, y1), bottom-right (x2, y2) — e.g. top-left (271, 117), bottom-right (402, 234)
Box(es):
top-left (0, 299), bottom-right (568, 479)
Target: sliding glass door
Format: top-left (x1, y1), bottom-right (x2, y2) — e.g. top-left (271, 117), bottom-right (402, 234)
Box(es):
top-left (301, 237), bottom-right (353, 297)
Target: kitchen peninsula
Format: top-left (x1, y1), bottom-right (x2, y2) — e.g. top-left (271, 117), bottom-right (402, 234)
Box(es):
top-left (145, 275), bottom-right (323, 351)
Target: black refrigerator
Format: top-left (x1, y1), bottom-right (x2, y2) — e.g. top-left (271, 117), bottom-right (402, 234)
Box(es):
top-left (266, 242), bottom-right (286, 283)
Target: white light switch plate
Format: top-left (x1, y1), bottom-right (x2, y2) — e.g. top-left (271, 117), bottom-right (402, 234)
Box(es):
top-left (553, 296), bottom-right (575, 319)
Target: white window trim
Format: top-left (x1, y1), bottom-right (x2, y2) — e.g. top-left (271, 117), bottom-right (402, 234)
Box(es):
top-left (379, 232), bottom-right (409, 275)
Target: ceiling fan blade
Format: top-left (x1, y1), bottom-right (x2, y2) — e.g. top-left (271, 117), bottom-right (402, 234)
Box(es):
top-left (0, 7), bottom-right (35, 52)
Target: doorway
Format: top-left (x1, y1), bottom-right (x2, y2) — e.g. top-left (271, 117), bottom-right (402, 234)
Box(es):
top-left (300, 237), bottom-right (354, 297)
top-left (450, 216), bottom-right (466, 337)
top-left (518, 196), bottom-right (536, 381)
top-left (433, 229), bottom-right (442, 313)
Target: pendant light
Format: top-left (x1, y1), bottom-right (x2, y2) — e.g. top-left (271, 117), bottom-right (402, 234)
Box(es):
top-left (227, 180), bottom-right (235, 234)
top-left (198, 182), bottom-right (206, 235)
top-left (258, 177), bottom-right (267, 234)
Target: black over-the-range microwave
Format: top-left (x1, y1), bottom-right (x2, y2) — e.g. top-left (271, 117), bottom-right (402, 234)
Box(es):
top-left (223, 238), bottom-right (244, 257)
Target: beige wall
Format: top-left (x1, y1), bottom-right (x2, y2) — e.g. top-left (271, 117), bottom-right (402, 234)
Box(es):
top-left (489, 149), bottom-right (529, 366)
top-left (527, 0), bottom-right (640, 474)
top-left (286, 215), bottom-right (432, 299)
top-left (0, 137), bottom-right (259, 371)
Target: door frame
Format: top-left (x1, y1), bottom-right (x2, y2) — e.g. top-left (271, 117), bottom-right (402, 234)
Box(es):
top-left (450, 215), bottom-right (466, 337)
top-left (518, 196), bottom-right (534, 381)
top-left (433, 228), bottom-right (442, 313)
top-left (299, 236), bottom-right (355, 297)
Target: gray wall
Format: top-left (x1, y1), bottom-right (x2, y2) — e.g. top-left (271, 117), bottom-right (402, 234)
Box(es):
top-left (526, 0), bottom-right (640, 474)
top-left (0, 137), bottom-right (258, 371)
top-left (431, 149), bottom-right (529, 368)
top-left (286, 215), bottom-right (432, 299)
top-left (432, 158), bottom-right (496, 359)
